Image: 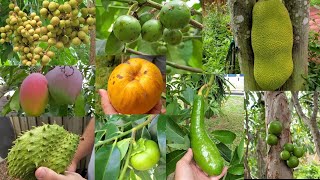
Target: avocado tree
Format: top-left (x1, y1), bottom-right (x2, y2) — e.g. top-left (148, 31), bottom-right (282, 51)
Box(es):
top-left (228, 0), bottom-right (308, 90)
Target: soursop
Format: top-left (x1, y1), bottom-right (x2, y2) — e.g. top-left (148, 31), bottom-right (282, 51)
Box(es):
top-left (7, 124), bottom-right (79, 180)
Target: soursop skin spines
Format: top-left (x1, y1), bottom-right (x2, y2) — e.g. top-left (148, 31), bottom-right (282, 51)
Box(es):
top-left (7, 124), bottom-right (79, 180)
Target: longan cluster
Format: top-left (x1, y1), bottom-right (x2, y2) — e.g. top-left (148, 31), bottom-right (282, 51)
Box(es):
top-left (40, 0), bottom-right (96, 47)
top-left (0, 0), bottom-right (96, 66)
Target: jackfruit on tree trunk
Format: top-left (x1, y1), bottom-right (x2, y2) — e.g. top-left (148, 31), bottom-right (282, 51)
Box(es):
top-left (7, 124), bottom-right (79, 180)
top-left (252, 0), bottom-right (293, 90)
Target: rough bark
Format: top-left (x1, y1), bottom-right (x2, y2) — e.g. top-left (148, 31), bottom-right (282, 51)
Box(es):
top-left (244, 93), bottom-right (251, 179)
top-left (282, 0), bottom-right (309, 90)
top-left (228, 0), bottom-right (258, 90)
top-left (292, 91), bottom-right (320, 156)
top-left (229, 0), bottom-right (308, 90)
top-left (265, 91), bottom-right (292, 179)
top-left (88, 0), bottom-right (96, 65)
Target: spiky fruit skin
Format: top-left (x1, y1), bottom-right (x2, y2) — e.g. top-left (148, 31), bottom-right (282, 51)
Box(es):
top-left (141, 19), bottom-right (163, 42)
top-left (159, 1), bottom-right (191, 29)
top-left (163, 29), bottom-right (182, 45)
top-left (19, 73), bottom-right (49, 116)
top-left (45, 66), bottom-right (83, 105)
top-left (7, 124), bottom-right (79, 180)
top-left (113, 15), bottom-right (141, 43)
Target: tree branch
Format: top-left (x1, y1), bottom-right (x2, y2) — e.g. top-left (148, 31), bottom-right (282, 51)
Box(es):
top-left (291, 91), bottom-right (309, 123)
top-left (126, 48), bottom-right (149, 56)
top-left (166, 61), bottom-right (203, 73)
top-left (311, 91), bottom-right (319, 121)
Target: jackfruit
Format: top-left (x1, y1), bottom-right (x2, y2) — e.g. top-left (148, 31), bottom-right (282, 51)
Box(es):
top-left (7, 124), bottom-right (79, 180)
top-left (252, 0), bottom-right (293, 90)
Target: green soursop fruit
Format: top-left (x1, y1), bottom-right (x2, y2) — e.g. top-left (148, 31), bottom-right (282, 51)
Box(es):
top-left (7, 124), bottom-right (79, 180)
top-left (251, 0), bottom-right (293, 90)
top-left (163, 29), bottom-right (182, 45)
top-left (113, 15), bottom-right (141, 43)
top-left (141, 19), bottom-right (163, 42)
top-left (45, 66), bottom-right (83, 105)
top-left (159, 1), bottom-right (191, 29)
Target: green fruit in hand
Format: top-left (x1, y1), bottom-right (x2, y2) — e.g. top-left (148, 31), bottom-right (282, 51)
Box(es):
top-left (268, 120), bottom-right (282, 136)
top-left (191, 95), bottom-right (224, 176)
top-left (287, 156), bottom-right (299, 168)
top-left (105, 31), bottom-right (124, 55)
top-left (159, 1), bottom-right (191, 29)
top-left (130, 139), bottom-right (160, 171)
top-left (163, 29), bottom-right (182, 45)
top-left (284, 143), bottom-right (294, 152)
top-left (293, 147), bottom-right (304, 158)
top-left (7, 124), bottom-right (79, 180)
top-left (113, 15), bottom-right (141, 43)
top-left (280, 150), bottom-right (290, 160)
top-left (157, 45), bottom-right (167, 54)
top-left (141, 19), bottom-right (163, 42)
top-left (266, 134), bottom-right (278, 145)
top-left (252, 0), bottom-right (293, 90)
top-left (139, 12), bottom-right (153, 26)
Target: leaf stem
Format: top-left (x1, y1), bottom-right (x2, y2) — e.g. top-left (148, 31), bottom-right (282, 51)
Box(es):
top-left (204, 75), bottom-right (215, 98)
top-left (118, 129), bottom-right (136, 180)
top-left (95, 115), bottom-right (157, 148)
top-left (127, 2), bottom-right (138, 15)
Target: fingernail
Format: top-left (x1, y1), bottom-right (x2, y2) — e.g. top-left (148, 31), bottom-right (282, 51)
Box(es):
top-left (36, 167), bottom-right (46, 178)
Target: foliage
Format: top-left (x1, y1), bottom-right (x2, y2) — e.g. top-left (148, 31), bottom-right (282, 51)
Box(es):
top-left (166, 74), bottom-right (229, 118)
top-left (293, 161), bottom-right (320, 179)
top-left (203, 5), bottom-right (238, 74)
top-left (96, 0), bottom-right (203, 74)
top-left (0, 0), bottom-right (93, 66)
top-left (95, 115), bottom-right (166, 180)
top-left (311, 0), bottom-right (320, 6)
top-left (0, 65), bottom-right (95, 116)
top-left (307, 28), bottom-right (320, 90)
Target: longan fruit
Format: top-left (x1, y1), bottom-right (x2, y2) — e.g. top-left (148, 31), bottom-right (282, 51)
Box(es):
top-left (47, 51), bottom-right (55, 58)
top-left (50, 16), bottom-right (60, 26)
top-left (71, 37), bottom-right (81, 45)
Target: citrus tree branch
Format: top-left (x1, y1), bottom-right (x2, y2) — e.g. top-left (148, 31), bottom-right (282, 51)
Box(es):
top-left (166, 61), bottom-right (203, 73)
top-left (118, 129), bottom-right (136, 180)
top-left (126, 48), bottom-right (149, 56)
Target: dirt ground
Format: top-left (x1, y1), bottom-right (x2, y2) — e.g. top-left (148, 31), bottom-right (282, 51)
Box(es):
top-left (0, 160), bottom-right (16, 180)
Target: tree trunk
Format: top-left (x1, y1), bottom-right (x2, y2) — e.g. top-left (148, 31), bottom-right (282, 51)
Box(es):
top-left (282, 0), bottom-right (309, 90)
top-left (292, 91), bottom-right (320, 156)
top-left (265, 91), bottom-right (292, 179)
top-left (256, 93), bottom-right (267, 179)
top-left (244, 92), bottom-right (251, 179)
top-left (229, 0), bottom-right (308, 90)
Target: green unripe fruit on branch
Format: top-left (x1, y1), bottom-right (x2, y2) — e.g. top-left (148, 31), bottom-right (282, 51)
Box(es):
top-left (280, 150), bottom-right (290, 160)
top-left (130, 139), bottom-right (160, 171)
top-left (284, 143), bottom-right (294, 152)
top-left (191, 95), bottom-right (224, 176)
top-left (268, 120), bottom-right (282, 136)
top-left (293, 147), bottom-right (304, 158)
top-left (157, 45), bottom-right (167, 54)
top-left (159, 1), bottom-right (191, 29)
top-left (251, 0), bottom-right (293, 90)
top-left (163, 29), bottom-right (182, 45)
top-left (139, 12), bottom-right (153, 26)
top-left (266, 134), bottom-right (278, 145)
top-left (141, 19), bottom-right (163, 42)
top-left (7, 124), bottom-right (79, 180)
top-left (113, 15), bottom-right (141, 43)
top-left (287, 156), bottom-right (299, 168)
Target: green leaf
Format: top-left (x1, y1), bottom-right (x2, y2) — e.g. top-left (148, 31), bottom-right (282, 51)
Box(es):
top-left (166, 117), bottom-right (186, 144)
top-left (237, 137), bottom-right (244, 161)
top-left (95, 144), bottom-right (121, 180)
top-left (216, 142), bottom-right (232, 162)
top-left (228, 164), bottom-right (244, 175)
top-left (211, 130), bottom-right (236, 144)
top-left (74, 91), bottom-right (85, 117)
top-left (166, 101), bottom-right (181, 115)
top-left (116, 138), bottom-right (130, 160)
top-left (181, 86), bottom-right (194, 105)
top-left (154, 164), bottom-right (166, 180)
top-left (10, 89), bottom-right (20, 112)
top-left (166, 150), bottom-right (186, 176)
top-left (157, 115), bottom-right (166, 160)
top-left (105, 32), bottom-right (124, 55)
top-left (188, 39), bottom-right (203, 68)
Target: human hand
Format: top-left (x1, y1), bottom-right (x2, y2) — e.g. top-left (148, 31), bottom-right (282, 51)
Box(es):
top-left (35, 167), bottom-right (85, 180)
top-left (67, 160), bottom-right (77, 172)
top-left (175, 148), bottom-right (228, 180)
top-left (99, 89), bottom-right (165, 114)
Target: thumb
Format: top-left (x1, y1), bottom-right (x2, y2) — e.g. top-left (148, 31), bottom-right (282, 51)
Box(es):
top-left (35, 167), bottom-right (65, 180)
top-left (180, 148), bottom-right (193, 163)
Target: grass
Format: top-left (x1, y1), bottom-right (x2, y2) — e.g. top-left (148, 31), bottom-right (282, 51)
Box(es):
top-left (206, 95), bottom-right (244, 146)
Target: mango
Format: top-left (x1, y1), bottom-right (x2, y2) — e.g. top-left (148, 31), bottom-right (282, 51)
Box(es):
top-left (19, 73), bottom-right (48, 116)
top-left (45, 66), bottom-right (83, 105)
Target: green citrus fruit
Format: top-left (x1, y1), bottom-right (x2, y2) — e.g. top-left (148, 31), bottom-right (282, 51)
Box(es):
top-left (266, 134), bottom-right (278, 145)
top-left (280, 150), bottom-right (290, 160)
top-left (159, 1), bottom-right (191, 29)
top-left (268, 120), bottom-right (282, 136)
top-left (141, 19), bottom-right (163, 42)
top-left (293, 146), bottom-right (304, 158)
top-left (163, 29), bottom-right (182, 45)
top-left (287, 156), bottom-right (299, 168)
top-left (113, 15), bottom-right (141, 43)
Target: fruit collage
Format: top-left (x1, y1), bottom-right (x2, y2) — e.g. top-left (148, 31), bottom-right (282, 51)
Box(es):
top-left (0, 0), bottom-right (319, 180)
